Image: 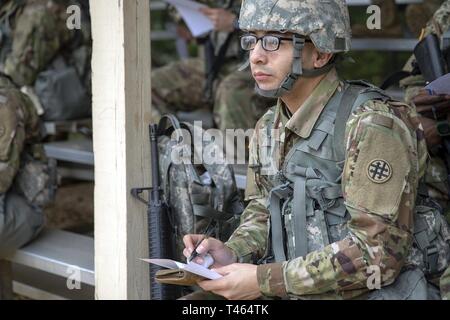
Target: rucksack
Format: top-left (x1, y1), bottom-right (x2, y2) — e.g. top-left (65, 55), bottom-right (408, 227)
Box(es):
top-left (156, 114), bottom-right (244, 261)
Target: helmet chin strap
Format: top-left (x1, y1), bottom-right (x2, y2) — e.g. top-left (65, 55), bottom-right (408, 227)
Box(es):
top-left (250, 35), bottom-right (335, 98)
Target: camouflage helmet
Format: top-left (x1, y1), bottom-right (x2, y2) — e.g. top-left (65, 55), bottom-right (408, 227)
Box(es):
top-left (239, 0), bottom-right (352, 53)
top-left (238, 0), bottom-right (351, 98)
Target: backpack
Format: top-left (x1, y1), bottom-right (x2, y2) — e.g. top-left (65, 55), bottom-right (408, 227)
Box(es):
top-left (156, 114), bottom-right (244, 261)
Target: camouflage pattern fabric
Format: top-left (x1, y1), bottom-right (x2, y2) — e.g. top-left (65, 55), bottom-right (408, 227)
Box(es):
top-left (401, 0), bottom-right (450, 103)
top-left (0, 74), bottom-right (45, 257)
top-left (400, 1), bottom-right (450, 299)
top-left (225, 68), bottom-right (429, 299)
top-left (0, 75), bottom-right (41, 193)
top-left (238, 0), bottom-right (351, 53)
top-left (213, 67), bottom-right (271, 131)
top-left (400, 1), bottom-right (450, 223)
top-left (157, 120), bottom-right (243, 262)
top-left (152, 0), bottom-right (273, 131)
top-left (151, 58), bottom-right (271, 131)
top-left (0, 0), bottom-right (76, 87)
top-left (441, 266), bottom-right (450, 299)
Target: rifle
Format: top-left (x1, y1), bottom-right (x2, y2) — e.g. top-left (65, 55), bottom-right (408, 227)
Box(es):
top-left (414, 33), bottom-right (448, 83)
top-left (131, 124), bottom-right (178, 300)
top-left (381, 31), bottom-right (450, 90)
top-left (414, 32), bottom-right (450, 198)
top-left (201, 0), bottom-right (237, 104)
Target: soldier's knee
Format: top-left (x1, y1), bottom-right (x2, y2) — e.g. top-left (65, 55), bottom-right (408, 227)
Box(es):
top-left (0, 193), bottom-right (45, 258)
top-left (0, 94), bottom-right (20, 162)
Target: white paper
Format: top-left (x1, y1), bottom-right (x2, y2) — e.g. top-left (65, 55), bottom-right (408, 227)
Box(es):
top-left (164, 0), bottom-right (213, 37)
top-left (142, 258), bottom-right (222, 280)
top-left (425, 73), bottom-right (450, 95)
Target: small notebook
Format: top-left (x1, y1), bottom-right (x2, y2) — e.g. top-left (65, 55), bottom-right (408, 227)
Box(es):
top-left (142, 258), bottom-right (222, 280)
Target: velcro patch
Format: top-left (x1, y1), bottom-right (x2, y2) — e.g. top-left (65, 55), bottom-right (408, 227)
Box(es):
top-left (345, 122), bottom-right (410, 220)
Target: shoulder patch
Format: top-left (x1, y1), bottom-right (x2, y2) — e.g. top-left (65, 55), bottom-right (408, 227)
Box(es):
top-left (367, 159), bottom-right (392, 184)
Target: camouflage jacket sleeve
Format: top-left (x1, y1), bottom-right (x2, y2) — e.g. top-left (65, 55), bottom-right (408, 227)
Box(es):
top-left (225, 127), bottom-right (270, 263)
top-left (0, 88), bottom-right (41, 193)
top-left (256, 100), bottom-right (426, 299)
top-left (4, 1), bottom-right (74, 86)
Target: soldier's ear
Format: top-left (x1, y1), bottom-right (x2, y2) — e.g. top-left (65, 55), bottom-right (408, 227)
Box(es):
top-left (313, 51), bottom-right (334, 69)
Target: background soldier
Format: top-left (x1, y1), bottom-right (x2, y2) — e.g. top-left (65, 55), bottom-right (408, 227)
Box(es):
top-left (399, 0), bottom-right (450, 300)
top-left (0, 0), bottom-right (91, 255)
top-left (0, 73), bottom-right (51, 257)
top-left (181, 0), bottom-right (442, 300)
top-left (151, 0), bottom-right (273, 133)
top-left (0, 0), bottom-right (91, 123)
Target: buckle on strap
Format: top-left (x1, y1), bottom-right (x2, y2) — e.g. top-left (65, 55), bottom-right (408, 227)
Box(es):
top-left (309, 186), bottom-right (336, 211)
top-left (270, 182), bottom-right (292, 200)
top-left (424, 245), bottom-right (439, 274)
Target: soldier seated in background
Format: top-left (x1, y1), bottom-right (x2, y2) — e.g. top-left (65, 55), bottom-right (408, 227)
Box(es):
top-left (400, 0), bottom-right (450, 300)
top-left (0, 73), bottom-right (56, 257)
top-left (181, 0), bottom-right (444, 300)
top-left (151, 0), bottom-right (273, 134)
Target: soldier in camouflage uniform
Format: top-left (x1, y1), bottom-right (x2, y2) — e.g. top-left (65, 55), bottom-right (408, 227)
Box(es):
top-left (0, 0), bottom-right (78, 87)
top-left (399, 0), bottom-right (450, 300)
top-left (0, 0), bottom-right (91, 121)
top-left (180, 0), bottom-right (444, 300)
top-left (0, 0), bottom-right (82, 256)
top-left (0, 73), bottom-right (48, 257)
top-left (151, 0), bottom-right (272, 132)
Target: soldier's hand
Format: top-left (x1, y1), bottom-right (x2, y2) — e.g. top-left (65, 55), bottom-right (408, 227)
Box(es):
top-left (413, 90), bottom-right (450, 116)
top-left (183, 234), bottom-right (237, 268)
top-left (197, 263), bottom-right (261, 300)
top-left (417, 115), bottom-right (443, 148)
top-left (199, 8), bottom-right (236, 32)
top-left (176, 24), bottom-right (194, 41)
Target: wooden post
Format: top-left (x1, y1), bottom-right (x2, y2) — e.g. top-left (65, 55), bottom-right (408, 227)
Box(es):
top-left (90, 0), bottom-right (152, 299)
top-left (0, 260), bottom-right (13, 300)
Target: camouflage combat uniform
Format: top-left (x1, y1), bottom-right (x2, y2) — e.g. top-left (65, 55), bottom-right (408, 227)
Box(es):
top-left (399, 0), bottom-right (450, 299)
top-left (225, 67), bottom-right (430, 299)
top-left (0, 0), bottom-right (75, 256)
top-left (0, 74), bottom-right (46, 257)
top-left (401, 0), bottom-right (450, 104)
top-left (0, 0), bottom-right (76, 87)
top-left (151, 0), bottom-right (272, 131)
top-left (0, 0), bottom-right (92, 121)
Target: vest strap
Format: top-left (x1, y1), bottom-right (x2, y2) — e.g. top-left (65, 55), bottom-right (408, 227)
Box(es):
top-left (293, 177), bottom-right (308, 258)
top-left (333, 84), bottom-right (391, 161)
top-left (268, 183), bottom-right (291, 262)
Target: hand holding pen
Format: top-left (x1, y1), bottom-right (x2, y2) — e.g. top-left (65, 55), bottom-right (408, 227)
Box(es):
top-left (182, 222), bottom-right (238, 269)
top-left (188, 221), bottom-right (216, 264)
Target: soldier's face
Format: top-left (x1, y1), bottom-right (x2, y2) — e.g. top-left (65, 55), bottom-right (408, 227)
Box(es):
top-left (248, 31), bottom-right (315, 91)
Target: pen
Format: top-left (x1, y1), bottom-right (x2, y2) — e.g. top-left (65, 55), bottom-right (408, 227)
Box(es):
top-left (188, 221), bottom-right (216, 263)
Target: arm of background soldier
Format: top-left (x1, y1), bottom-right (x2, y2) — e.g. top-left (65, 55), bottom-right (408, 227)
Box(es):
top-left (0, 89), bottom-right (40, 193)
top-left (255, 100), bottom-right (421, 299)
top-left (3, 2), bottom-right (74, 86)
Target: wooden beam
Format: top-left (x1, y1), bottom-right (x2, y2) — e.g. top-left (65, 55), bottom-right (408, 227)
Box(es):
top-left (90, 0), bottom-right (152, 299)
top-left (0, 260), bottom-right (13, 300)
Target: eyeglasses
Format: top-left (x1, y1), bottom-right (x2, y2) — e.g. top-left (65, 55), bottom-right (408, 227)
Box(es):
top-left (240, 34), bottom-right (311, 52)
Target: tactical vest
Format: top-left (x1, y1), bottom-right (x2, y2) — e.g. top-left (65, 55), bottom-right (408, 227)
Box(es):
top-left (255, 81), bottom-right (450, 278)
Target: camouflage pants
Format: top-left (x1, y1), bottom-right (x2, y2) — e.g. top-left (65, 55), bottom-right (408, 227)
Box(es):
top-left (0, 192), bottom-right (45, 258)
top-left (441, 266), bottom-right (450, 299)
top-left (151, 58), bottom-right (272, 131)
top-left (1, 0), bottom-right (74, 87)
